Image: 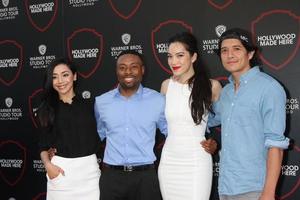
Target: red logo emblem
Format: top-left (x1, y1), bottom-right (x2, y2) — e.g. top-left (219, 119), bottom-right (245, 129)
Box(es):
top-left (0, 40), bottom-right (23, 86)
top-left (28, 88), bottom-right (44, 128)
top-left (151, 19), bottom-right (192, 74)
top-left (25, 0), bottom-right (58, 32)
top-left (108, 0), bottom-right (142, 20)
top-left (208, 0), bottom-right (233, 10)
top-left (0, 140), bottom-right (26, 186)
top-left (251, 10), bottom-right (300, 70)
top-left (67, 28), bottom-right (104, 79)
top-left (32, 192), bottom-right (46, 200)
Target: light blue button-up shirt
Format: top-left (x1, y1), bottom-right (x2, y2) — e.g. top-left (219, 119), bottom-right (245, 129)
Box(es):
top-left (94, 84), bottom-right (167, 166)
top-left (209, 66), bottom-right (289, 195)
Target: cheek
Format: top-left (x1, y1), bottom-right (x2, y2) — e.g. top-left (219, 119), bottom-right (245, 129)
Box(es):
top-left (167, 58), bottom-right (172, 66)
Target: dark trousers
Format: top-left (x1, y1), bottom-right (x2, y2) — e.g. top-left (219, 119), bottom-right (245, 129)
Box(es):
top-left (100, 167), bottom-right (162, 200)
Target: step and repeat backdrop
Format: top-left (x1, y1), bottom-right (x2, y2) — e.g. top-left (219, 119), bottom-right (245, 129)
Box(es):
top-left (0, 0), bottom-right (299, 199)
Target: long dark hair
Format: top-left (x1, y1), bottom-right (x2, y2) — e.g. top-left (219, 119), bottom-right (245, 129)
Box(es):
top-left (37, 58), bottom-right (77, 127)
top-left (168, 32), bottom-right (213, 125)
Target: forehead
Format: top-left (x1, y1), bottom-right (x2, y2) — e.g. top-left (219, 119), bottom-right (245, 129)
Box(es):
top-left (53, 64), bottom-right (71, 73)
top-left (117, 54), bottom-right (142, 65)
top-left (221, 38), bottom-right (244, 48)
top-left (168, 42), bottom-right (187, 53)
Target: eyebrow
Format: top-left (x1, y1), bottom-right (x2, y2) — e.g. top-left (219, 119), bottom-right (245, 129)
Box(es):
top-left (53, 70), bottom-right (70, 75)
top-left (168, 51), bottom-right (185, 55)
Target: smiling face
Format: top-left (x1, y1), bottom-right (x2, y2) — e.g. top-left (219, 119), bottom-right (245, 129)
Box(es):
top-left (220, 38), bottom-right (254, 79)
top-left (52, 64), bottom-right (77, 100)
top-left (116, 53), bottom-right (144, 96)
top-left (167, 42), bottom-right (196, 82)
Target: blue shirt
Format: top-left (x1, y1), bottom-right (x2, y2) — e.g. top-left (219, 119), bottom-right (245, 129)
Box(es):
top-left (210, 66), bottom-right (289, 195)
top-left (94, 85), bottom-right (167, 166)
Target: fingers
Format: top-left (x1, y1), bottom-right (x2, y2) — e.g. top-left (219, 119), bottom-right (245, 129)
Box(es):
top-left (201, 139), bottom-right (218, 154)
top-left (59, 168), bottom-right (65, 176)
top-left (48, 148), bottom-right (57, 160)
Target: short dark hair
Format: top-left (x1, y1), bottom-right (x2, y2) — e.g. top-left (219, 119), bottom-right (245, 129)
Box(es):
top-left (216, 28), bottom-right (261, 67)
top-left (117, 50), bottom-right (145, 65)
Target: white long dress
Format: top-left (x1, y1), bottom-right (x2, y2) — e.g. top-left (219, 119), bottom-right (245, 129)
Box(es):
top-left (158, 79), bottom-right (212, 200)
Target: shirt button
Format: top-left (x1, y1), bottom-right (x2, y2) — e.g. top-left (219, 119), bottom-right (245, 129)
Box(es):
top-left (231, 103), bottom-right (234, 106)
top-left (125, 128), bottom-right (128, 131)
top-left (227, 118), bottom-right (230, 121)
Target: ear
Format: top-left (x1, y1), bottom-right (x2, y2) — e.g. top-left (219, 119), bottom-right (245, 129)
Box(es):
top-left (248, 51), bottom-right (255, 60)
top-left (191, 53), bottom-right (197, 63)
top-left (141, 65), bottom-right (145, 75)
top-left (73, 73), bottom-right (77, 81)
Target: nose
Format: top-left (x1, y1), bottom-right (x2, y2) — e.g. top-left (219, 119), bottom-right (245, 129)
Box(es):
top-left (124, 67), bottom-right (132, 74)
top-left (169, 57), bottom-right (177, 66)
top-left (57, 75), bottom-right (63, 83)
top-left (227, 49), bottom-right (234, 58)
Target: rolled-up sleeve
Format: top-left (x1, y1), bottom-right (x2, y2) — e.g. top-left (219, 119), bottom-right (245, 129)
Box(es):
top-left (262, 82), bottom-right (289, 149)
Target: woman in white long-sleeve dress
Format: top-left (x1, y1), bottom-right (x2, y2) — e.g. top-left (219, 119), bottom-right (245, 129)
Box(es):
top-left (158, 32), bottom-right (222, 200)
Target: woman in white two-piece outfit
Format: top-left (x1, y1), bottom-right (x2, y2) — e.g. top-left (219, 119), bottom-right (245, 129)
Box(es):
top-left (158, 32), bottom-right (222, 200)
top-left (36, 58), bottom-right (101, 200)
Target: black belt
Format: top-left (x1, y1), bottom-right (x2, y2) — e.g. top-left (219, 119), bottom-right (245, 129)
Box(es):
top-left (103, 163), bottom-right (155, 172)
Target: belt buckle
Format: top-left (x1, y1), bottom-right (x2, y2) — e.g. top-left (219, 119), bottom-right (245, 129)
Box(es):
top-left (123, 165), bottom-right (133, 172)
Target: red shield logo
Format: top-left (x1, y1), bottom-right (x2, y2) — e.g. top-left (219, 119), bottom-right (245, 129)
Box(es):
top-left (67, 28), bottom-right (104, 79)
top-left (0, 140), bottom-right (26, 186)
top-left (108, 0), bottom-right (142, 20)
top-left (151, 19), bottom-right (192, 74)
top-left (208, 0), bottom-right (233, 10)
top-left (28, 88), bottom-right (44, 128)
top-left (0, 40), bottom-right (23, 86)
top-left (25, 0), bottom-right (58, 32)
top-left (251, 10), bottom-right (300, 70)
top-left (32, 192), bottom-right (46, 200)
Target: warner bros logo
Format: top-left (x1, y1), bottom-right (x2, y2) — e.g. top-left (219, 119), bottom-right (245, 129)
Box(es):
top-left (5, 97), bottom-right (13, 108)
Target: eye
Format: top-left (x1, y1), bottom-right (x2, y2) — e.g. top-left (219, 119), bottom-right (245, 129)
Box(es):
top-left (118, 66), bottom-right (125, 71)
top-left (63, 73), bottom-right (70, 77)
top-left (52, 75), bottom-right (57, 80)
top-left (131, 65), bottom-right (139, 69)
top-left (167, 54), bottom-right (172, 58)
top-left (220, 49), bottom-right (226, 53)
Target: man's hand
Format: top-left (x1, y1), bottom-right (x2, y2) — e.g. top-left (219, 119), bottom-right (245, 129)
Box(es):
top-left (201, 138), bottom-right (218, 154)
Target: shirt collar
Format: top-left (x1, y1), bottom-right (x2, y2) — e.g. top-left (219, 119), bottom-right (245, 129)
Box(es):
top-left (228, 66), bottom-right (260, 85)
top-left (114, 84), bottom-right (144, 99)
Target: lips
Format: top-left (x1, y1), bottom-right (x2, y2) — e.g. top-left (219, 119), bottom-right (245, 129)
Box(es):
top-left (172, 66), bottom-right (181, 71)
top-left (124, 77), bottom-right (134, 82)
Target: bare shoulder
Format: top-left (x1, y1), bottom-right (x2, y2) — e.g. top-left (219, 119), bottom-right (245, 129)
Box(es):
top-left (210, 79), bottom-right (222, 102)
top-left (160, 79), bottom-right (170, 95)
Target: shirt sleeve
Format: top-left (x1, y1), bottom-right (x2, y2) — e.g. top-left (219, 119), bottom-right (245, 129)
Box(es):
top-left (208, 100), bottom-right (221, 128)
top-left (262, 82), bottom-right (289, 149)
top-left (157, 96), bottom-right (168, 136)
top-left (94, 98), bottom-right (106, 141)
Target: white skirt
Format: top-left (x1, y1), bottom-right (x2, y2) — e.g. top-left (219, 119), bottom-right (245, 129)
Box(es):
top-left (46, 154), bottom-right (101, 200)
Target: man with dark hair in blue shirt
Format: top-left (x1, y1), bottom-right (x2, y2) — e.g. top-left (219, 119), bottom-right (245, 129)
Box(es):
top-left (211, 28), bottom-right (289, 200)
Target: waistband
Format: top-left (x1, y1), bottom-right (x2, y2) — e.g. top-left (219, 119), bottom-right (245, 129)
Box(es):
top-left (103, 163), bottom-right (155, 172)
